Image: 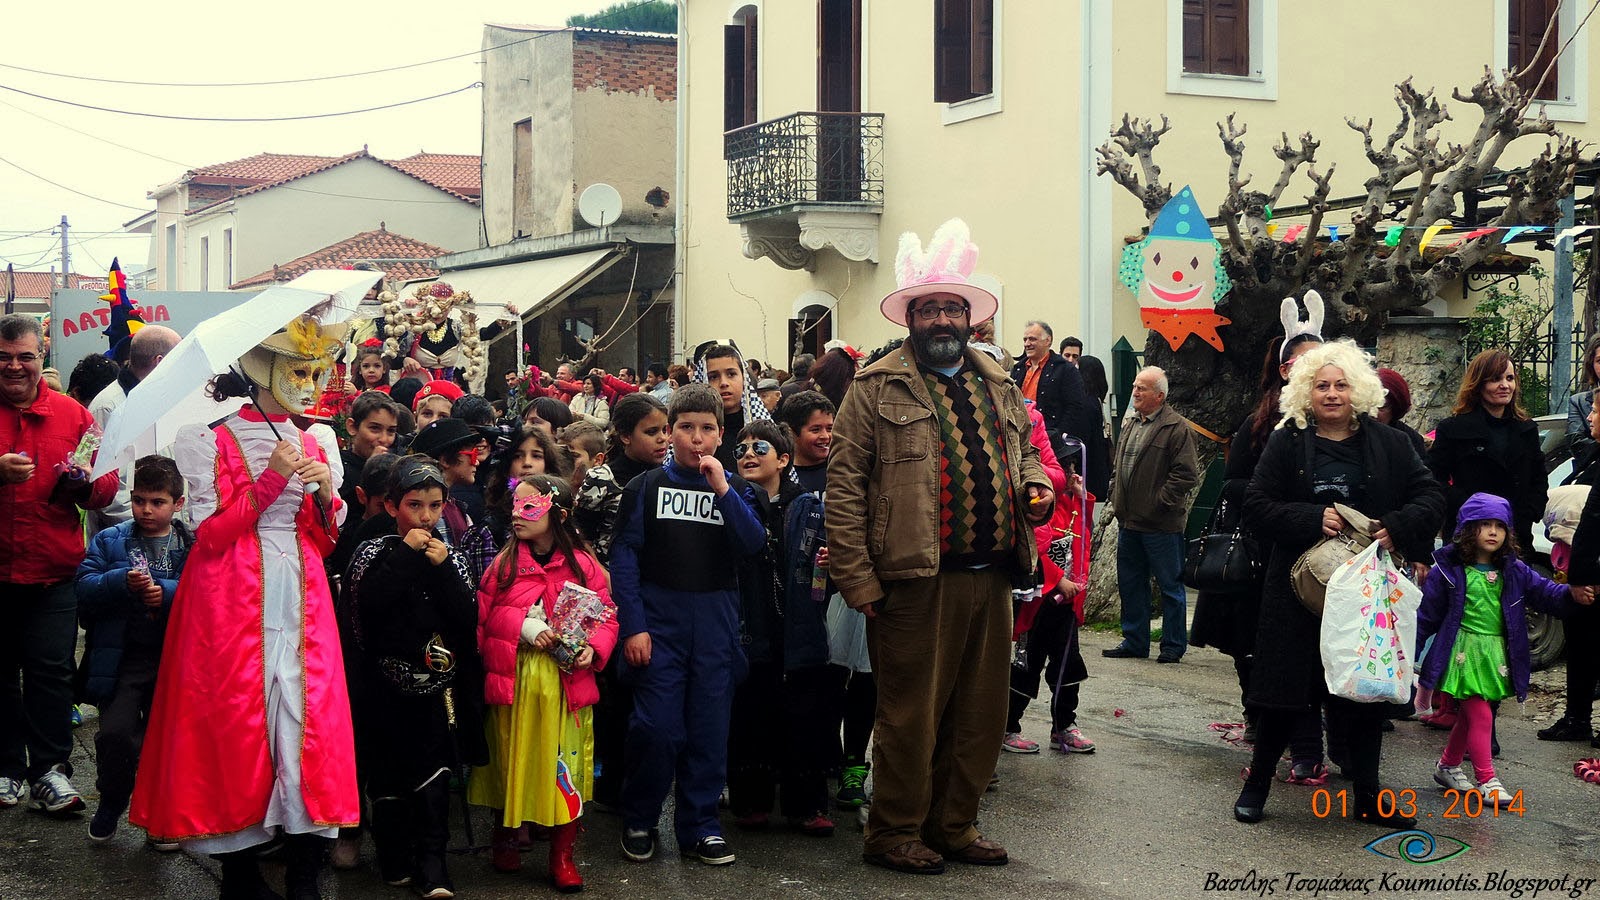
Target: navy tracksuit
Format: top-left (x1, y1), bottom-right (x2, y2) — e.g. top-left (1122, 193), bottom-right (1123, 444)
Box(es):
top-left (611, 460), bottom-right (766, 845)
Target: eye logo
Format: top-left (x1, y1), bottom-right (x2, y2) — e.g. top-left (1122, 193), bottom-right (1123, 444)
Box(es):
top-left (1364, 829), bottom-right (1470, 865)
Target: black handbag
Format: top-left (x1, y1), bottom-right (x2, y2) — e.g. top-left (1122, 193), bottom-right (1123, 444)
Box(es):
top-left (1182, 493), bottom-right (1261, 591)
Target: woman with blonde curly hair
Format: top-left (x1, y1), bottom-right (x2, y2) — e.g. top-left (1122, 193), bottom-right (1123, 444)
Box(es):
top-left (1427, 349), bottom-right (1545, 552)
top-left (1234, 339), bottom-right (1443, 827)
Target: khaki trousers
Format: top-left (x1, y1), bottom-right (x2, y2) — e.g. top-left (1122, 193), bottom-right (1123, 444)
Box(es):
top-left (863, 569), bottom-right (1011, 855)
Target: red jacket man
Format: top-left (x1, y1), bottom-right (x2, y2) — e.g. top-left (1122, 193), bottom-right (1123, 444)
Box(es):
top-left (0, 314), bottom-right (118, 813)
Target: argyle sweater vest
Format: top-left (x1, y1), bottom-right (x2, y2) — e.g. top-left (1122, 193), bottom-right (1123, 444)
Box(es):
top-left (922, 366), bottom-right (1017, 568)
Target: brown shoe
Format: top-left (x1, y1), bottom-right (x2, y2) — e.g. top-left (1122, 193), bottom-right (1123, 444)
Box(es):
top-left (944, 836), bottom-right (1009, 866)
top-left (863, 839), bottom-right (946, 875)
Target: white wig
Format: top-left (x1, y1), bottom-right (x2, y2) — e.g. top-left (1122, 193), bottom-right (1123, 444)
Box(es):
top-left (1276, 339), bottom-right (1386, 429)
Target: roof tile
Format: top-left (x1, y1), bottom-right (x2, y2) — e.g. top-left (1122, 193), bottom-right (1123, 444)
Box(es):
top-left (230, 228), bottom-right (446, 289)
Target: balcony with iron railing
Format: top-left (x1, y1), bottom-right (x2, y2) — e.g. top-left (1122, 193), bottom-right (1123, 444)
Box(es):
top-left (723, 112), bottom-right (884, 269)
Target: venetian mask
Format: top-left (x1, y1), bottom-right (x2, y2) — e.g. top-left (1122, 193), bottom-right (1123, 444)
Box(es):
top-left (514, 492), bottom-right (555, 523)
top-left (270, 355), bottom-right (330, 415)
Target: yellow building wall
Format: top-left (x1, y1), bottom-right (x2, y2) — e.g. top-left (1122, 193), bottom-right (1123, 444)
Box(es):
top-left (682, 0), bottom-right (1600, 367)
top-left (681, 0), bottom-right (1090, 365)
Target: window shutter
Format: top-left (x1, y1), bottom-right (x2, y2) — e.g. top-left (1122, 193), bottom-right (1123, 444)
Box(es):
top-left (725, 24), bottom-right (747, 132)
top-left (744, 12), bottom-right (760, 124)
top-left (1210, 0), bottom-right (1250, 76)
top-left (1182, 0), bottom-right (1250, 76)
top-left (934, 0), bottom-right (974, 103)
top-left (969, 0), bottom-right (994, 97)
top-left (1511, 0), bottom-right (1560, 101)
top-left (1181, 0), bottom-right (1207, 73)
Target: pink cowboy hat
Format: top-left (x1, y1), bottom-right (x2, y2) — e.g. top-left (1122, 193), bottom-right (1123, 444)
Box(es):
top-left (879, 218), bottom-right (999, 327)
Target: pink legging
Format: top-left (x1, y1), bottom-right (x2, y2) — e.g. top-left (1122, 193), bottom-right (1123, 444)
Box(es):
top-left (1439, 696), bottom-right (1496, 783)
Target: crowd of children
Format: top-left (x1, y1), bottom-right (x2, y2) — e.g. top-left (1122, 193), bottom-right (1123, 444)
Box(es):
top-left (55, 320), bottom-right (1600, 900)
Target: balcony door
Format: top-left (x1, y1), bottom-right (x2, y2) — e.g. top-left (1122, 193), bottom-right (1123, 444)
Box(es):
top-left (817, 0), bottom-right (862, 202)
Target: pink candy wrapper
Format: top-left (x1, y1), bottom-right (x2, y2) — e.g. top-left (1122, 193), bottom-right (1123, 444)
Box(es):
top-left (550, 581), bottom-right (613, 673)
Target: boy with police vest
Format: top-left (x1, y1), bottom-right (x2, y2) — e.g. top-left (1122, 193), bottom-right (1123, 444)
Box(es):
top-left (610, 384), bottom-right (766, 866)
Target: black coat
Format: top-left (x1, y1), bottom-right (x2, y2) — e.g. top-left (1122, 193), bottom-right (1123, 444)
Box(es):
top-left (1189, 412), bottom-right (1271, 656)
top-left (342, 534), bottom-right (488, 793)
top-left (1244, 417), bottom-right (1443, 710)
top-left (1427, 409), bottom-right (1545, 551)
top-left (1010, 352), bottom-right (1097, 450)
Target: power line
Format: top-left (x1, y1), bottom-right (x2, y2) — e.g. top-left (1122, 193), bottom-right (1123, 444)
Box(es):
top-left (71, 234), bottom-right (108, 273)
top-left (0, 244), bottom-right (62, 269)
top-left (0, 226), bottom-right (55, 244)
top-left (0, 81), bottom-right (480, 123)
top-left (0, 0), bottom-right (669, 89)
top-left (0, 154), bottom-right (147, 211)
top-left (0, 97), bottom-right (193, 168)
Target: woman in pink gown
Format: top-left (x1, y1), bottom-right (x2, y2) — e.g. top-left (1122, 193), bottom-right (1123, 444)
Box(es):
top-left (131, 316), bottom-right (357, 900)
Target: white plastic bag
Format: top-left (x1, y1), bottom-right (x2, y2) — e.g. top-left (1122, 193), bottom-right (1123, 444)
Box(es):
top-left (1319, 542), bottom-right (1421, 704)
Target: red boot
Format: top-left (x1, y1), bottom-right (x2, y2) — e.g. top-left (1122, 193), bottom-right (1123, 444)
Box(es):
top-left (491, 824), bottom-right (522, 873)
top-left (549, 821), bottom-right (583, 893)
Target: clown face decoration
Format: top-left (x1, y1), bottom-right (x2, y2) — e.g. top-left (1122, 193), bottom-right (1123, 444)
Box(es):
top-left (271, 354), bottom-right (331, 415)
top-left (1119, 185), bottom-right (1233, 351)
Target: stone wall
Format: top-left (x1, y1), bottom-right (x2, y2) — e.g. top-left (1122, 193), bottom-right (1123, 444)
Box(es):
top-left (1376, 316), bottom-right (1470, 438)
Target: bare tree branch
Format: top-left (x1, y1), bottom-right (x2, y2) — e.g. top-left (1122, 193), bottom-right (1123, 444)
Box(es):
top-left (1267, 131), bottom-right (1320, 207)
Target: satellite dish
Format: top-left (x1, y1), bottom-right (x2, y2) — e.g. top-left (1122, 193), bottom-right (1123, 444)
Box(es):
top-left (578, 183), bottom-right (623, 229)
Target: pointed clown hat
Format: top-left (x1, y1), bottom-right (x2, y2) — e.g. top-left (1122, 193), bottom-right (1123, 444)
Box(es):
top-left (879, 218), bottom-right (998, 327)
top-left (240, 314), bottom-right (349, 389)
top-left (1149, 185), bottom-right (1213, 242)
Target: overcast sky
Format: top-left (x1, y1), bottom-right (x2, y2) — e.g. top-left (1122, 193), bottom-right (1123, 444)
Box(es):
top-left (0, 0), bottom-right (615, 281)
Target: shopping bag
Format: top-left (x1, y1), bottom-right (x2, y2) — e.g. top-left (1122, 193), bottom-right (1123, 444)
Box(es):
top-left (1319, 542), bottom-right (1422, 704)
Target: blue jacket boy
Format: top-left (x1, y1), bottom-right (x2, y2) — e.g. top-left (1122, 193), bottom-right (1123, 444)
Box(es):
top-left (75, 520), bottom-right (192, 705)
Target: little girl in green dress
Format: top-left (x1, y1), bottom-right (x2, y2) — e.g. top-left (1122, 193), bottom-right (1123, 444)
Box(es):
top-left (1418, 492), bottom-right (1593, 804)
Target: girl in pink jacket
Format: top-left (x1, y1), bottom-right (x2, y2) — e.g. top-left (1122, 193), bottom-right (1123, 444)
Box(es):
top-left (469, 474), bottom-right (618, 893)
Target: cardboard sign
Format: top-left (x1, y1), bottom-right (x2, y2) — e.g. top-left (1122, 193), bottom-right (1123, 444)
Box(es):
top-left (49, 288), bottom-right (253, 369)
top-left (1118, 185), bottom-right (1233, 351)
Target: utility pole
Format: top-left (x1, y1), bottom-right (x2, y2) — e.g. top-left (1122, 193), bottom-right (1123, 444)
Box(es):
top-left (58, 215), bottom-right (70, 288)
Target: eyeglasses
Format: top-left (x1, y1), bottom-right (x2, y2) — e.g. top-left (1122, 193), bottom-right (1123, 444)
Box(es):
top-left (0, 352), bottom-right (41, 367)
top-left (734, 440), bottom-right (773, 458)
top-left (912, 302), bottom-right (970, 321)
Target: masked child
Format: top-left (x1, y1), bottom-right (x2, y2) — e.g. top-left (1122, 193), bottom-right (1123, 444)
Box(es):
top-left (472, 475), bottom-right (618, 892)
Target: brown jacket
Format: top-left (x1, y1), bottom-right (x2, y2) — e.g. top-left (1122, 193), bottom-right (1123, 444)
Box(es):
top-left (825, 344), bottom-right (1051, 608)
top-left (1109, 402), bottom-right (1199, 533)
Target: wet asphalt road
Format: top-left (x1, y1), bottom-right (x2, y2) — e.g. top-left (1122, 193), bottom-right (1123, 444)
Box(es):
top-left (4, 626), bottom-right (1599, 900)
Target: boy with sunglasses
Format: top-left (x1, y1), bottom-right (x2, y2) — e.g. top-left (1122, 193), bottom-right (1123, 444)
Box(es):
top-left (726, 420), bottom-right (836, 836)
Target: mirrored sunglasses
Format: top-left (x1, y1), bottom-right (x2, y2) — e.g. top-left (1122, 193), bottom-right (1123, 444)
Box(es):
top-left (734, 440), bottom-right (773, 458)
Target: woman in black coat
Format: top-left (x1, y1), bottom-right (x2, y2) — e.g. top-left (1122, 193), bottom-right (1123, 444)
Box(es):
top-left (1236, 341), bottom-right (1442, 826)
top-left (1427, 349), bottom-right (1546, 552)
top-left (1191, 334), bottom-right (1319, 732)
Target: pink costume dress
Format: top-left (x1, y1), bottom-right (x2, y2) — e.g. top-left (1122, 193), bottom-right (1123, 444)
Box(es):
top-left (130, 406), bottom-right (357, 850)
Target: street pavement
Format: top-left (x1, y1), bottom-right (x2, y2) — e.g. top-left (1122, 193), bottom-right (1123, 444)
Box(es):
top-left (4, 626), bottom-right (1599, 899)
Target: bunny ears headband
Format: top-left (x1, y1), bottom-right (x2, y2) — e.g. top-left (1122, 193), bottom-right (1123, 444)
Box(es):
top-left (1280, 290), bottom-right (1326, 362)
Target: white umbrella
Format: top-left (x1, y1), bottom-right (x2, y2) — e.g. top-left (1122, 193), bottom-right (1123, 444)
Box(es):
top-left (92, 269), bottom-right (382, 479)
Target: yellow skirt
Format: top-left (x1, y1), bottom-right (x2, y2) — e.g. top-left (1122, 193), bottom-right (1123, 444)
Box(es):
top-left (468, 648), bottom-right (593, 826)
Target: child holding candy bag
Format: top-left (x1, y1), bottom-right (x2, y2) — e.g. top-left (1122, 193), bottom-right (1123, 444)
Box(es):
top-left (1418, 492), bottom-right (1594, 804)
top-left (471, 474), bottom-right (618, 893)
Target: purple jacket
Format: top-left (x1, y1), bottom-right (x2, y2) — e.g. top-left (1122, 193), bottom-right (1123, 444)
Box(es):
top-left (1418, 546), bottom-right (1577, 701)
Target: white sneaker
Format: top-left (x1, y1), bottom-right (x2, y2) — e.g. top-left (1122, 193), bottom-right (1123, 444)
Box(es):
top-left (28, 766), bottom-right (85, 814)
top-left (1433, 764), bottom-right (1474, 791)
top-left (1479, 777), bottom-right (1515, 805)
top-left (0, 777), bottom-right (24, 807)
